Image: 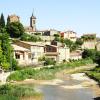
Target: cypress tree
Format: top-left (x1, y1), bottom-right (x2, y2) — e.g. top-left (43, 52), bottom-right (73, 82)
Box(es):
top-left (7, 15), bottom-right (10, 26)
top-left (0, 13), bottom-right (5, 28)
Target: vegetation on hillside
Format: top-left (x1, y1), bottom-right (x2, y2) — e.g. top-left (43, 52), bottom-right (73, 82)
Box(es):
top-left (54, 34), bottom-right (83, 51)
top-left (20, 33), bottom-right (42, 42)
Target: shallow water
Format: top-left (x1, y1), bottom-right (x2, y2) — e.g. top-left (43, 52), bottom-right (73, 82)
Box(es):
top-left (36, 75), bottom-right (95, 100)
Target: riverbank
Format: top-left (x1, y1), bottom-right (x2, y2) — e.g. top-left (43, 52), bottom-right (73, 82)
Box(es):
top-left (7, 59), bottom-right (94, 82)
top-left (86, 67), bottom-right (100, 83)
top-left (0, 84), bottom-right (43, 100)
top-left (13, 73), bottom-right (100, 100)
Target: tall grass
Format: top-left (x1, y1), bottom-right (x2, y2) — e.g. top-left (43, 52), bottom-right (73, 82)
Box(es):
top-left (7, 58), bottom-right (93, 81)
top-left (0, 84), bottom-right (42, 100)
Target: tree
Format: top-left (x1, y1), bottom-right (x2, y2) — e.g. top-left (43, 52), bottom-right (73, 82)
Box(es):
top-left (75, 38), bottom-right (83, 46)
top-left (94, 51), bottom-right (100, 66)
top-left (82, 49), bottom-right (96, 60)
top-left (6, 22), bottom-right (25, 38)
top-left (0, 13), bottom-right (5, 29)
top-left (0, 41), bottom-right (3, 64)
top-left (64, 39), bottom-right (73, 48)
top-left (1, 33), bottom-right (12, 63)
top-left (7, 15), bottom-right (10, 26)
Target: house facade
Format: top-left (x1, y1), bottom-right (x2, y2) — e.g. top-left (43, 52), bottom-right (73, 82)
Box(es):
top-left (61, 30), bottom-right (77, 42)
top-left (12, 44), bottom-right (32, 65)
top-left (13, 40), bottom-right (70, 65)
top-left (96, 42), bottom-right (100, 51)
top-left (8, 14), bottom-right (20, 23)
top-left (81, 34), bottom-right (96, 49)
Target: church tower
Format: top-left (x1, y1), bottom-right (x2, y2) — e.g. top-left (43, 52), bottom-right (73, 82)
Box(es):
top-left (30, 12), bottom-right (36, 31)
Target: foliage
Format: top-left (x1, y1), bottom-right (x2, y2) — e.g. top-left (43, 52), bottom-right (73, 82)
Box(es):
top-left (44, 58), bottom-right (56, 66)
top-left (34, 32), bottom-right (41, 35)
top-left (0, 41), bottom-right (3, 64)
top-left (1, 33), bottom-right (12, 63)
top-left (94, 51), bottom-right (100, 66)
top-left (20, 33), bottom-right (42, 42)
top-left (7, 59), bottom-right (93, 81)
top-left (81, 35), bottom-right (96, 41)
top-left (82, 49), bottom-right (96, 60)
top-left (54, 34), bottom-right (60, 37)
top-left (7, 16), bottom-right (10, 26)
top-left (6, 22), bottom-right (25, 38)
top-left (0, 32), bottom-right (12, 70)
top-left (11, 58), bottom-right (18, 70)
top-left (38, 56), bottom-right (56, 65)
top-left (75, 38), bottom-right (83, 46)
top-left (54, 36), bottom-right (83, 51)
top-left (1, 57), bottom-right (10, 70)
top-left (86, 67), bottom-right (100, 83)
top-left (0, 13), bottom-right (5, 30)
top-left (0, 84), bottom-right (42, 100)
top-left (82, 49), bottom-right (100, 67)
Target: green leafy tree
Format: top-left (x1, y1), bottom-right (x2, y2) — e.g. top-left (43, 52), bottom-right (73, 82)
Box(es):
top-left (0, 41), bottom-right (3, 64)
top-left (6, 22), bottom-right (25, 38)
top-left (1, 55), bottom-right (10, 70)
top-left (75, 38), bottom-right (83, 46)
top-left (82, 49), bottom-right (96, 60)
top-left (64, 39), bottom-right (73, 48)
top-left (1, 33), bottom-right (12, 63)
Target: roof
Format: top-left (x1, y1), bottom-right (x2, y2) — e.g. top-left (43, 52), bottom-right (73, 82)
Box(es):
top-left (19, 41), bottom-right (45, 47)
top-left (12, 44), bottom-right (30, 52)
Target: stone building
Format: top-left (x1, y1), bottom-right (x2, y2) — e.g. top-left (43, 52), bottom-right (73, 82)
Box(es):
top-left (81, 34), bottom-right (96, 49)
top-left (13, 40), bottom-right (70, 65)
top-left (25, 13), bottom-right (37, 33)
top-left (8, 14), bottom-right (20, 23)
top-left (61, 30), bottom-right (77, 42)
top-left (96, 42), bottom-right (100, 51)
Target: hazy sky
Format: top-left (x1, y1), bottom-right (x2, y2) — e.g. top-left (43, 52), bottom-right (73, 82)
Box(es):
top-left (0, 0), bottom-right (100, 37)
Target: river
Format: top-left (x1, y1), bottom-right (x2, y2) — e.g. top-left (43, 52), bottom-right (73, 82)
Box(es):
top-left (36, 73), bottom-right (99, 100)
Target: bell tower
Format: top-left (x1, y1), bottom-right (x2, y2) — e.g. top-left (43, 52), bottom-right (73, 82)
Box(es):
top-left (30, 11), bottom-right (36, 31)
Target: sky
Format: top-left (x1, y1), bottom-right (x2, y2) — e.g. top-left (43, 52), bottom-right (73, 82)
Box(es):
top-left (0, 0), bottom-right (100, 37)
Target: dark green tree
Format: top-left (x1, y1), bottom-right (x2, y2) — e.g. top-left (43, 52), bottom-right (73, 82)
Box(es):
top-left (7, 15), bottom-right (10, 26)
top-left (94, 51), bottom-right (100, 66)
top-left (6, 22), bottom-right (25, 38)
top-left (82, 49), bottom-right (96, 60)
top-left (0, 13), bottom-right (5, 29)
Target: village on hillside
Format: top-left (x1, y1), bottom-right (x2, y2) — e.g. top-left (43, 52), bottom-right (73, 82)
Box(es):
top-left (6, 13), bottom-right (99, 66)
top-left (0, 11), bottom-right (100, 100)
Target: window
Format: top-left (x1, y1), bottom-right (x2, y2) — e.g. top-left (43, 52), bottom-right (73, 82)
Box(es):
top-left (15, 54), bottom-right (20, 59)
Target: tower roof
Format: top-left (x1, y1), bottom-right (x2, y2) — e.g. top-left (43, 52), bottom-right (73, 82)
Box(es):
top-left (31, 9), bottom-right (36, 19)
